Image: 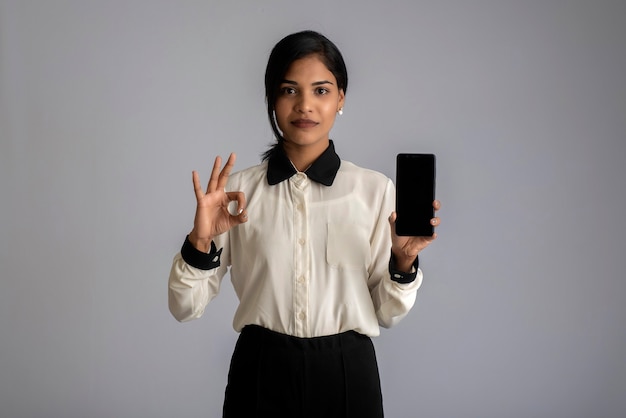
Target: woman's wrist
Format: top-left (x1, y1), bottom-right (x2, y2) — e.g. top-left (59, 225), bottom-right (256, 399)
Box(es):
top-left (392, 251), bottom-right (417, 273)
top-left (188, 230), bottom-right (213, 253)
top-left (395, 259), bottom-right (415, 273)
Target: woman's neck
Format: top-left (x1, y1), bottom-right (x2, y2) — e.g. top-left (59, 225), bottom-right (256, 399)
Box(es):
top-left (282, 139), bottom-right (329, 172)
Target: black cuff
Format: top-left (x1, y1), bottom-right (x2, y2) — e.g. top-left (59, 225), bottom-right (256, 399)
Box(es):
top-left (180, 235), bottom-right (222, 270)
top-left (389, 252), bottom-right (419, 284)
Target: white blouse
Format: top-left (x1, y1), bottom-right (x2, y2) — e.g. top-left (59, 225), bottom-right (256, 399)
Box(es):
top-left (168, 143), bottom-right (423, 338)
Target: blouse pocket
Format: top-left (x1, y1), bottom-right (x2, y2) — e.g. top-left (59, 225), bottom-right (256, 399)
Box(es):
top-left (326, 222), bottom-right (371, 270)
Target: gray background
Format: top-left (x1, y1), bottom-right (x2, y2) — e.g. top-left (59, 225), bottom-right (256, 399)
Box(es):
top-left (1, 1), bottom-right (625, 417)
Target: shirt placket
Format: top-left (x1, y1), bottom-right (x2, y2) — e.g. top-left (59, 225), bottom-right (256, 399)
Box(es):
top-left (291, 172), bottom-right (310, 337)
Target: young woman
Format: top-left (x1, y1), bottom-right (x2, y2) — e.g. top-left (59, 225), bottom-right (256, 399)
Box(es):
top-left (168, 30), bottom-right (441, 417)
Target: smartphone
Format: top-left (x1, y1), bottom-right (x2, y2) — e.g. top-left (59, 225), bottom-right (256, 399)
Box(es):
top-left (395, 153), bottom-right (436, 236)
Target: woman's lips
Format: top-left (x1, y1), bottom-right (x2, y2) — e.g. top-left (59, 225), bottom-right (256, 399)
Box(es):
top-left (291, 119), bottom-right (318, 128)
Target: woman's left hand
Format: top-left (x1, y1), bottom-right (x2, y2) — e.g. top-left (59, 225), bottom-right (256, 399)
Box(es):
top-left (389, 200), bottom-right (441, 272)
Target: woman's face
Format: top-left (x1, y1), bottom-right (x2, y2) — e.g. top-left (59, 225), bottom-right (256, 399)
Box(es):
top-left (275, 54), bottom-right (345, 153)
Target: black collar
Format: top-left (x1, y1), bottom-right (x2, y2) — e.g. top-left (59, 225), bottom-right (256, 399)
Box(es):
top-left (266, 140), bottom-right (341, 186)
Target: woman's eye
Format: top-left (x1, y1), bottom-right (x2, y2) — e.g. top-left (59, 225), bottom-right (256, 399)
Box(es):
top-left (315, 87), bottom-right (329, 95)
top-left (281, 87), bottom-right (296, 95)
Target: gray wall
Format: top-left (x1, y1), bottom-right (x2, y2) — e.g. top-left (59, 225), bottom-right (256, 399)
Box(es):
top-left (1, 1), bottom-right (625, 417)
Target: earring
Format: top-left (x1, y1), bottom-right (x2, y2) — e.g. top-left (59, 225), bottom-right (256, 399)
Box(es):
top-left (338, 108), bottom-right (343, 116)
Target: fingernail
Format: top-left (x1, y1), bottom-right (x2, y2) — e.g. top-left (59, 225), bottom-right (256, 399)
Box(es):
top-left (238, 208), bottom-right (243, 215)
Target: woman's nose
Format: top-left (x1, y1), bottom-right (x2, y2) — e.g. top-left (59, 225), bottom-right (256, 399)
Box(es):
top-left (295, 93), bottom-right (312, 113)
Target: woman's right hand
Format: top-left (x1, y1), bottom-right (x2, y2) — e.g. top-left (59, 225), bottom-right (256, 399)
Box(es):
top-left (188, 153), bottom-right (247, 252)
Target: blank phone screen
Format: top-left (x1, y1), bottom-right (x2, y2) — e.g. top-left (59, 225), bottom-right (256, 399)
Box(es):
top-left (395, 153), bottom-right (436, 236)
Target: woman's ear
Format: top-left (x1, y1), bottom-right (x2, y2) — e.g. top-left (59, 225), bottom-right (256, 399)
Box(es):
top-left (338, 89), bottom-right (345, 111)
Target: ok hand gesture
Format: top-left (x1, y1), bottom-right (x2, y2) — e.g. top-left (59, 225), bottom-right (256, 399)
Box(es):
top-left (188, 153), bottom-right (248, 252)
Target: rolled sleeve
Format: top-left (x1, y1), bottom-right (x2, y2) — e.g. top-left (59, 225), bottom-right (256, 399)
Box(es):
top-left (180, 235), bottom-right (222, 270)
top-left (389, 253), bottom-right (419, 284)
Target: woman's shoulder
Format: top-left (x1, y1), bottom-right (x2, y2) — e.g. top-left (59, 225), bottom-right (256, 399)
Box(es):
top-left (227, 161), bottom-right (268, 188)
top-left (338, 159), bottom-right (391, 185)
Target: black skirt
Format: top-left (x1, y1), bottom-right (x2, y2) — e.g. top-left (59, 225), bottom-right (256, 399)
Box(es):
top-left (222, 325), bottom-right (384, 418)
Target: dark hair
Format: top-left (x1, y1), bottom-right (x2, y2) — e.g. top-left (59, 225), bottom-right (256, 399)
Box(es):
top-left (262, 30), bottom-right (348, 160)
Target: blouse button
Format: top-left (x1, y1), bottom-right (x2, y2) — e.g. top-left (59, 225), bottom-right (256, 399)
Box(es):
top-left (298, 312), bottom-right (306, 320)
top-left (298, 238), bottom-right (306, 245)
top-left (293, 173), bottom-right (307, 187)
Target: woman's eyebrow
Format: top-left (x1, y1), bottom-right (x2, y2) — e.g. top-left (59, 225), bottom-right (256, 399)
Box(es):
top-left (281, 79), bottom-right (334, 86)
